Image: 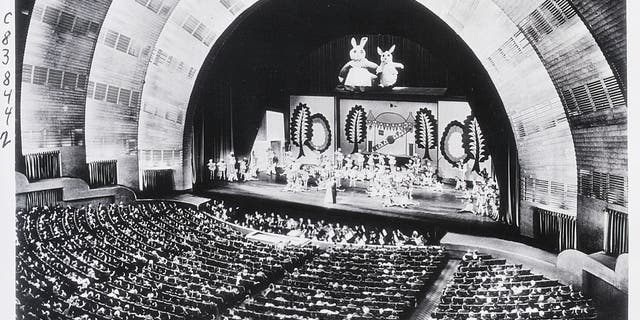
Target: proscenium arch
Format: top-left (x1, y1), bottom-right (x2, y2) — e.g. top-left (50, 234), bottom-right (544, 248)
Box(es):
top-left (158, 0), bottom-right (586, 217)
top-left (182, 0), bottom-right (522, 223)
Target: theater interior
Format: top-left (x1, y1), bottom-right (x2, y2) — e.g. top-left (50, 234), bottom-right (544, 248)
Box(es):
top-left (8, 0), bottom-right (629, 319)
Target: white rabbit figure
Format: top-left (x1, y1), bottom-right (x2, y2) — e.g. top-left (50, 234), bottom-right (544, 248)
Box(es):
top-left (376, 45), bottom-right (404, 87)
top-left (338, 37), bottom-right (378, 87)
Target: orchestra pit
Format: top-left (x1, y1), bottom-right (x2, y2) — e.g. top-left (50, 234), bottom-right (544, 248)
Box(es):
top-left (11, 0), bottom-right (628, 319)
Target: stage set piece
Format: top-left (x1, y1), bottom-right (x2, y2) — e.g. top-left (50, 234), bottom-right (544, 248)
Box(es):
top-left (208, 40), bottom-right (500, 220)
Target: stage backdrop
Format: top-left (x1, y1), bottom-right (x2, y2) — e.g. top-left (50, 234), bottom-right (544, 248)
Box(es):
top-left (337, 98), bottom-right (491, 182)
top-left (289, 95), bottom-right (336, 164)
top-left (437, 100), bottom-right (492, 181)
top-left (338, 99), bottom-right (436, 160)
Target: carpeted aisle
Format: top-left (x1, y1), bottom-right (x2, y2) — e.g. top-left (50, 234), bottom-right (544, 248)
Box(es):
top-left (409, 259), bottom-right (460, 320)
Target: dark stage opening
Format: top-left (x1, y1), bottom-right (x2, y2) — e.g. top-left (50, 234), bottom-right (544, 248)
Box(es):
top-left (185, 0), bottom-right (520, 230)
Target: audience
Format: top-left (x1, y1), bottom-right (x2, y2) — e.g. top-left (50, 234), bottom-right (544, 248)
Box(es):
top-left (204, 200), bottom-right (432, 246)
top-left (429, 250), bottom-right (597, 320)
top-left (16, 202), bottom-right (314, 320)
top-left (222, 245), bottom-right (448, 320)
top-left (15, 202), bottom-right (599, 320)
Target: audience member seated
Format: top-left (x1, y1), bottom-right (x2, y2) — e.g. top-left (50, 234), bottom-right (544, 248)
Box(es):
top-left (203, 200), bottom-right (432, 246)
top-left (429, 250), bottom-right (597, 320)
top-left (16, 202), bottom-right (315, 320)
top-left (221, 245), bottom-right (448, 320)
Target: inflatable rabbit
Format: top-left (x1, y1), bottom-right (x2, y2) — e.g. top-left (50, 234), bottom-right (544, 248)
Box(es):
top-left (338, 37), bottom-right (378, 87)
top-left (376, 45), bottom-right (404, 87)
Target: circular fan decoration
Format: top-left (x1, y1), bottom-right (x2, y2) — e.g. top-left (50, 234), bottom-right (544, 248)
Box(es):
top-left (307, 113), bottom-right (332, 153)
top-left (440, 120), bottom-right (470, 166)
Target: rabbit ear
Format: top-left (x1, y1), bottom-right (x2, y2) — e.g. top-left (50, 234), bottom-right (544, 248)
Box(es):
top-left (377, 47), bottom-right (383, 55)
top-left (389, 45), bottom-right (396, 53)
top-left (351, 37), bottom-right (358, 47)
top-left (360, 37), bottom-right (368, 46)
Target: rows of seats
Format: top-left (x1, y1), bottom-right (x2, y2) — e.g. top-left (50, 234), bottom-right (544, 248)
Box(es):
top-left (16, 202), bottom-right (315, 320)
top-left (203, 200), bottom-right (432, 246)
top-left (430, 251), bottom-right (597, 320)
top-left (222, 245), bottom-right (448, 320)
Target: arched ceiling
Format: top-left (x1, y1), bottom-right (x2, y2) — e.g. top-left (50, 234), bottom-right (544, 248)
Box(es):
top-left (18, 0), bottom-right (626, 215)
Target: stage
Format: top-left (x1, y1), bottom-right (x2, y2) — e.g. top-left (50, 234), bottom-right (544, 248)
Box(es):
top-left (195, 179), bottom-right (507, 237)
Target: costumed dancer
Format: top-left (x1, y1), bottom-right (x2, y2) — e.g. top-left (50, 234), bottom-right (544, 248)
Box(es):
top-left (335, 148), bottom-right (344, 169)
top-left (207, 159), bottom-right (216, 181)
top-left (388, 155), bottom-right (396, 169)
top-left (227, 153), bottom-right (237, 182)
top-left (239, 158), bottom-right (247, 181)
top-left (324, 176), bottom-right (337, 204)
top-left (366, 154), bottom-right (375, 169)
top-left (247, 151), bottom-right (259, 180)
top-left (455, 160), bottom-right (467, 191)
top-left (266, 148), bottom-right (276, 179)
top-left (217, 159), bottom-right (226, 181)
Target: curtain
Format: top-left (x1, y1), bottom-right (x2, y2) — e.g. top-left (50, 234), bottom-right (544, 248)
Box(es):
top-left (191, 81), bottom-right (234, 188)
top-left (604, 209), bottom-right (628, 255)
top-left (501, 138), bottom-right (519, 226)
top-left (24, 150), bottom-right (61, 181)
top-left (88, 160), bottom-right (118, 188)
top-left (142, 169), bottom-right (174, 195)
top-left (557, 213), bottom-right (576, 251)
top-left (26, 189), bottom-right (63, 208)
top-left (535, 208), bottom-right (576, 252)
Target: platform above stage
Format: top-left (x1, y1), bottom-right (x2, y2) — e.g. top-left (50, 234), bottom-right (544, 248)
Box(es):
top-left (196, 179), bottom-right (506, 236)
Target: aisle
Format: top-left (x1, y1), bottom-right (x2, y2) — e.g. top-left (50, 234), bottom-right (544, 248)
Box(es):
top-left (409, 259), bottom-right (460, 320)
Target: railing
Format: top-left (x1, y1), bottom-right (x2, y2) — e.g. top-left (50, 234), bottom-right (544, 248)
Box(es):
top-left (87, 160), bottom-right (118, 188)
top-left (24, 150), bottom-right (61, 181)
top-left (604, 209), bottom-right (628, 255)
top-left (141, 169), bottom-right (174, 195)
top-left (534, 208), bottom-right (576, 252)
top-left (26, 188), bottom-right (63, 208)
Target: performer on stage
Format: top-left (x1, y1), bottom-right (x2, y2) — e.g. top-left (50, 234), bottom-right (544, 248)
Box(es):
top-left (207, 159), bottom-right (216, 181)
top-left (324, 176), bottom-right (337, 204)
top-left (455, 160), bottom-right (467, 191)
top-left (217, 159), bottom-right (226, 181)
top-left (227, 153), bottom-right (237, 182)
top-left (247, 151), bottom-right (259, 180)
top-left (239, 158), bottom-right (247, 181)
top-left (366, 154), bottom-right (375, 169)
top-left (266, 148), bottom-right (276, 179)
top-left (335, 148), bottom-right (344, 169)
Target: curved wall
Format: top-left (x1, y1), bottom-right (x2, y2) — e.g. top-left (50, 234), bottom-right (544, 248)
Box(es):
top-left (18, 0), bottom-right (626, 251)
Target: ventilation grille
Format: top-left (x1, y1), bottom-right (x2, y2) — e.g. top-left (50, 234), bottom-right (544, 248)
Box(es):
top-left (88, 160), bottom-right (118, 188)
top-left (135, 0), bottom-right (175, 16)
top-left (604, 209), bottom-right (628, 255)
top-left (534, 208), bottom-right (576, 252)
top-left (520, 175), bottom-right (577, 211)
top-left (35, 4), bottom-right (100, 38)
top-left (22, 64), bottom-right (87, 92)
top-left (220, 0), bottom-right (245, 15)
top-left (560, 77), bottom-right (626, 118)
top-left (26, 188), bottom-right (63, 208)
top-left (150, 48), bottom-right (197, 79)
top-left (519, 0), bottom-right (576, 44)
top-left (171, 8), bottom-right (218, 47)
top-left (87, 81), bottom-right (140, 107)
top-left (487, 30), bottom-right (532, 72)
top-left (511, 98), bottom-right (567, 139)
top-left (24, 150), bottom-right (61, 181)
top-left (140, 149), bottom-right (183, 168)
top-left (578, 169), bottom-right (627, 207)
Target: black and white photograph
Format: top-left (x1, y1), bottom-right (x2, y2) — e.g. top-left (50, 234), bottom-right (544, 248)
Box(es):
top-left (0, 0), bottom-right (634, 319)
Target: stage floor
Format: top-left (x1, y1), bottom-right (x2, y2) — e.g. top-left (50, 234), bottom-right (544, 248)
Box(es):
top-left (197, 179), bottom-right (505, 234)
